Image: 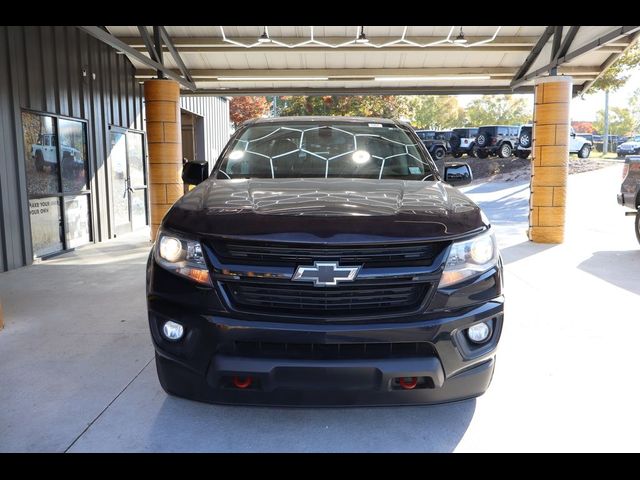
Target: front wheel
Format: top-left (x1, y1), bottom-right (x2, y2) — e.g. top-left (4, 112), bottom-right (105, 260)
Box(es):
top-left (476, 149), bottom-right (489, 159)
top-left (453, 152), bottom-right (463, 158)
top-left (515, 150), bottom-right (530, 159)
top-left (432, 147), bottom-right (446, 161)
top-left (578, 145), bottom-right (591, 158)
top-left (499, 143), bottom-right (512, 158)
top-left (635, 212), bottom-right (640, 245)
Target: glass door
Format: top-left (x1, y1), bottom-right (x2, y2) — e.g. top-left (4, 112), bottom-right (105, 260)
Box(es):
top-left (109, 128), bottom-right (148, 236)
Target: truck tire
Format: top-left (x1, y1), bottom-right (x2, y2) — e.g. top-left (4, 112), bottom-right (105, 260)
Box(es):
top-left (470, 144), bottom-right (478, 157)
top-left (498, 143), bottom-right (512, 158)
top-left (432, 146), bottom-right (446, 161)
top-left (519, 131), bottom-right (531, 148)
top-left (515, 150), bottom-right (530, 159)
top-left (453, 152), bottom-right (463, 158)
top-left (476, 134), bottom-right (488, 147)
top-left (636, 212), bottom-right (640, 245)
top-left (578, 145), bottom-right (591, 158)
top-left (476, 149), bottom-right (489, 159)
top-left (35, 151), bottom-right (45, 172)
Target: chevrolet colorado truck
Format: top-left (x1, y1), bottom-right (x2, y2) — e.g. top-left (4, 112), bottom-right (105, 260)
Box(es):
top-left (146, 116), bottom-right (504, 406)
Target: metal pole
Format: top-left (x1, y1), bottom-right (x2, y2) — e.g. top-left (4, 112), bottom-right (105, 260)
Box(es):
top-left (603, 90), bottom-right (610, 154)
top-left (153, 26), bottom-right (164, 79)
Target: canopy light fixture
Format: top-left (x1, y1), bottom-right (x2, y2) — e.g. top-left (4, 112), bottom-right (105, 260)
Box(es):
top-left (453, 26), bottom-right (468, 45)
top-left (258, 26), bottom-right (272, 44)
top-left (355, 26), bottom-right (369, 44)
top-left (216, 76), bottom-right (329, 81)
top-left (374, 75), bottom-right (491, 82)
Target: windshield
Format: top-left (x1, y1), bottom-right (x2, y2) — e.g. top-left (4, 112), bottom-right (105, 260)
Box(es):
top-left (215, 122), bottom-right (437, 181)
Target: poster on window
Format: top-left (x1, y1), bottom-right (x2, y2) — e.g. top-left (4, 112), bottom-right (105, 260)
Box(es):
top-left (64, 195), bottom-right (91, 248)
top-left (29, 197), bottom-right (63, 257)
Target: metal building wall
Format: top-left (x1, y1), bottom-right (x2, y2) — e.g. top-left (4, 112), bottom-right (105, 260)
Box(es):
top-left (0, 26), bottom-right (144, 272)
top-left (179, 96), bottom-right (230, 166)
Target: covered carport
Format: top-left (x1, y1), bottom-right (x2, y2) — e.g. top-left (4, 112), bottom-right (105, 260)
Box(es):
top-left (1, 26), bottom-right (640, 453)
top-left (81, 25), bottom-right (640, 244)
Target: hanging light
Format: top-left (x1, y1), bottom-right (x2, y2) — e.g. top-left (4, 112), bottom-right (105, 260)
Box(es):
top-left (355, 26), bottom-right (369, 44)
top-left (453, 26), bottom-right (467, 44)
top-left (258, 26), bottom-right (272, 43)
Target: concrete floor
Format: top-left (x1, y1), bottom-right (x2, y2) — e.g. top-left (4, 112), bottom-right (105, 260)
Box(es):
top-left (1, 163), bottom-right (639, 452)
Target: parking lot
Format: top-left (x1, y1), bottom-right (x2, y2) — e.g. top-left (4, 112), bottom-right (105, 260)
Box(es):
top-left (1, 162), bottom-right (639, 452)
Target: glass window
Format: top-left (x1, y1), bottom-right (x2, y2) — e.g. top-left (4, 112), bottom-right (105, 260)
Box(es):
top-left (22, 112), bottom-right (60, 195)
top-left (64, 195), bottom-right (90, 248)
top-left (217, 123), bottom-right (435, 181)
top-left (28, 197), bottom-right (63, 257)
top-left (58, 119), bottom-right (88, 192)
top-left (131, 190), bottom-right (147, 229)
top-left (498, 127), bottom-right (508, 135)
top-left (126, 131), bottom-right (145, 187)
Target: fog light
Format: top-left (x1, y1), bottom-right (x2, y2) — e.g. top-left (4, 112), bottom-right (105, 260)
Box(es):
top-left (162, 321), bottom-right (184, 341)
top-left (467, 322), bottom-right (491, 343)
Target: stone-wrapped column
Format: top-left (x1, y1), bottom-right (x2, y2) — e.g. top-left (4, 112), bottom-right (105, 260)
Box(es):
top-left (529, 75), bottom-right (572, 244)
top-left (144, 79), bottom-right (183, 241)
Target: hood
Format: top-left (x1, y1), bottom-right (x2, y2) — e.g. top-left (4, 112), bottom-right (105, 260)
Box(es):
top-left (619, 141), bottom-right (640, 148)
top-left (162, 178), bottom-right (487, 243)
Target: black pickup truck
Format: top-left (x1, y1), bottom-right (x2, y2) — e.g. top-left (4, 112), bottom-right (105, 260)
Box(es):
top-left (146, 116), bottom-right (504, 406)
top-left (617, 155), bottom-right (640, 243)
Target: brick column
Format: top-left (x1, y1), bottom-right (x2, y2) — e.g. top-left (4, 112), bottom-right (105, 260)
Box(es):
top-left (144, 79), bottom-right (183, 241)
top-left (529, 76), bottom-right (572, 244)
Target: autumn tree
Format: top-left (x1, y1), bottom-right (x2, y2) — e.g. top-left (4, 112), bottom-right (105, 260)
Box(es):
top-left (464, 95), bottom-right (532, 126)
top-left (593, 107), bottom-right (638, 136)
top-left (278, 95), bottom-right (414, 119)
top-left (410, 96), bottom-right (466, 129)
top-left (229, 96), bottom-right (270, 127)
top-left (571, 121), bottom-right (596, 133)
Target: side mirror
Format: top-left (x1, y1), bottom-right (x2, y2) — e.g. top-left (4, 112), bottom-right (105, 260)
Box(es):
top-left (444, 163), bottom-right (473, 187)
top-left (182, 161), bottom-right (209, 186)
top-left (570, 132), bottom-right (576, 137)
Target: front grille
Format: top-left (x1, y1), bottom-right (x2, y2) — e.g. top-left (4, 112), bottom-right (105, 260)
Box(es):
top-left (209, 240), bottom-right (445, 267)
top-left (231, 340), bottom-right (437, 360)
top-left (221, 281), bottom-right (429, 316)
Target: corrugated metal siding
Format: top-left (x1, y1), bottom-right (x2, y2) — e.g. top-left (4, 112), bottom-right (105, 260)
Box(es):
top-left (180, 96), bottom-right (230, 166)
top-left (0, 26), bottom-right (144, 272)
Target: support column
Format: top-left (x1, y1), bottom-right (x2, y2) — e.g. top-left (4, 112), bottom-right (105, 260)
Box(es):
top-left (144, 79), bottom-right (182, 241)
top-left (529, 75), bottom-right (572, 244)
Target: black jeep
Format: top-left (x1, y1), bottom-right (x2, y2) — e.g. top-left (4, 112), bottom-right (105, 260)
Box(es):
top-left (474, 125), bottom-right (520, 159)
top-left (415, 130), bottom-right (449, 161)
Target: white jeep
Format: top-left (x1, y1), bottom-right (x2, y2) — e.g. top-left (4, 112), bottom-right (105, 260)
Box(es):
top-left (32, 133), bottom-right (82, 172)
top-left (514, 125), bottom-right (592, 159)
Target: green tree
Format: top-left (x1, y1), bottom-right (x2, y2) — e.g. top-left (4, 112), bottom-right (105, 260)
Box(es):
top-left (630, 88), bottom-right (640, 129)
top-left (593, 107), bottom-right (638, 136)
top-left (465, 95), bottom-right (532, 126)
top-left (410, 96), bottom-right (465, 129)
top-left (584, 44), bottom-right (640, 95)
top-left (278, 95), bottom-right (415, 119)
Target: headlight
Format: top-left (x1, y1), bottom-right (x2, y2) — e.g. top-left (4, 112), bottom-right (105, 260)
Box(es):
top-left (154, 230), bottom-right (212, 286)
top-left (439, 230), bottom-right (498, 288)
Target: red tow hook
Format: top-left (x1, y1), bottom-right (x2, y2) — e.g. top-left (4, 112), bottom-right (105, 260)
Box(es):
top-left (232, 375), bottom-right (253, 389)
top-left (399, 377), bottom-right (418, 390)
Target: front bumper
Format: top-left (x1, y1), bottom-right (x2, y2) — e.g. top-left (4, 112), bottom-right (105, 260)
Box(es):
top-left (147, 293), bottom-right (504, 406)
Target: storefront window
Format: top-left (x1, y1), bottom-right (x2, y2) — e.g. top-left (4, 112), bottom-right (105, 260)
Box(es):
top-left (59, 119), bottom-right (89, 192)
top-left (22, 111), bottom-right (91, 258)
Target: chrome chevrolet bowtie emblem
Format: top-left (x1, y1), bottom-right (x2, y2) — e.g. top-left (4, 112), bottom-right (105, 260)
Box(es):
top-left (292, 261), bottom-right (361, 287)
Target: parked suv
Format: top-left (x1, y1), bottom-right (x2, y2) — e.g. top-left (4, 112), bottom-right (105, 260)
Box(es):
top-left (449, 128), bottom-right (479, 158)
top-left (617, 155), bottom-right (640, 243)
top-left (474, 125), bottom-right (520, 158)
top-left (147, 116), bottom-right (504, 406)
top-left (569, 128), bottom-right (592, 158)
top-left (617, 135), bottom-right (640, 157)
top-left (415, 129), bottom-right (449, 161)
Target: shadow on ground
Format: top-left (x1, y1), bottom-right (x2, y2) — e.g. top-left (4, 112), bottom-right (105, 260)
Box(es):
top-left (148, 395), bottom-right (476, 452)
top-left (577, 249), bottom-right (640, 296)
top-left (499, 241), bottom-right (558, 265)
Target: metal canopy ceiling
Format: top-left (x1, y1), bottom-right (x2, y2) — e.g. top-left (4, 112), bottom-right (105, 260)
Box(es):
top-left (94, 26), bottom-right (639, 96)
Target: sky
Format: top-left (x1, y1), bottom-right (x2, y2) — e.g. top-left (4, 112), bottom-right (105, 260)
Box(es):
top-left (457, 68), bottom-right (640, 123)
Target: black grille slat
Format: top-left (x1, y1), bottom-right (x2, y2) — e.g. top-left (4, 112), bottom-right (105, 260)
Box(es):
top-left (224, 282), bottom-right (428, 316)
top-left (211, 240), bottom-right (445, 267)
top-left (232, 341), bottom-right (436, 360)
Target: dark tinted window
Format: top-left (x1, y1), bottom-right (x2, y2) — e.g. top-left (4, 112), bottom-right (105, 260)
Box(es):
top-left (217, 123), bottom-right (437, 181)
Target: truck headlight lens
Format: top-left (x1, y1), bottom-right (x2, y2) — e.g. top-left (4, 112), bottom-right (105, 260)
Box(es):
top-left (155, 230), bottom-right (212, 286)
top-left (439, 230), bottom-right (498, 288)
